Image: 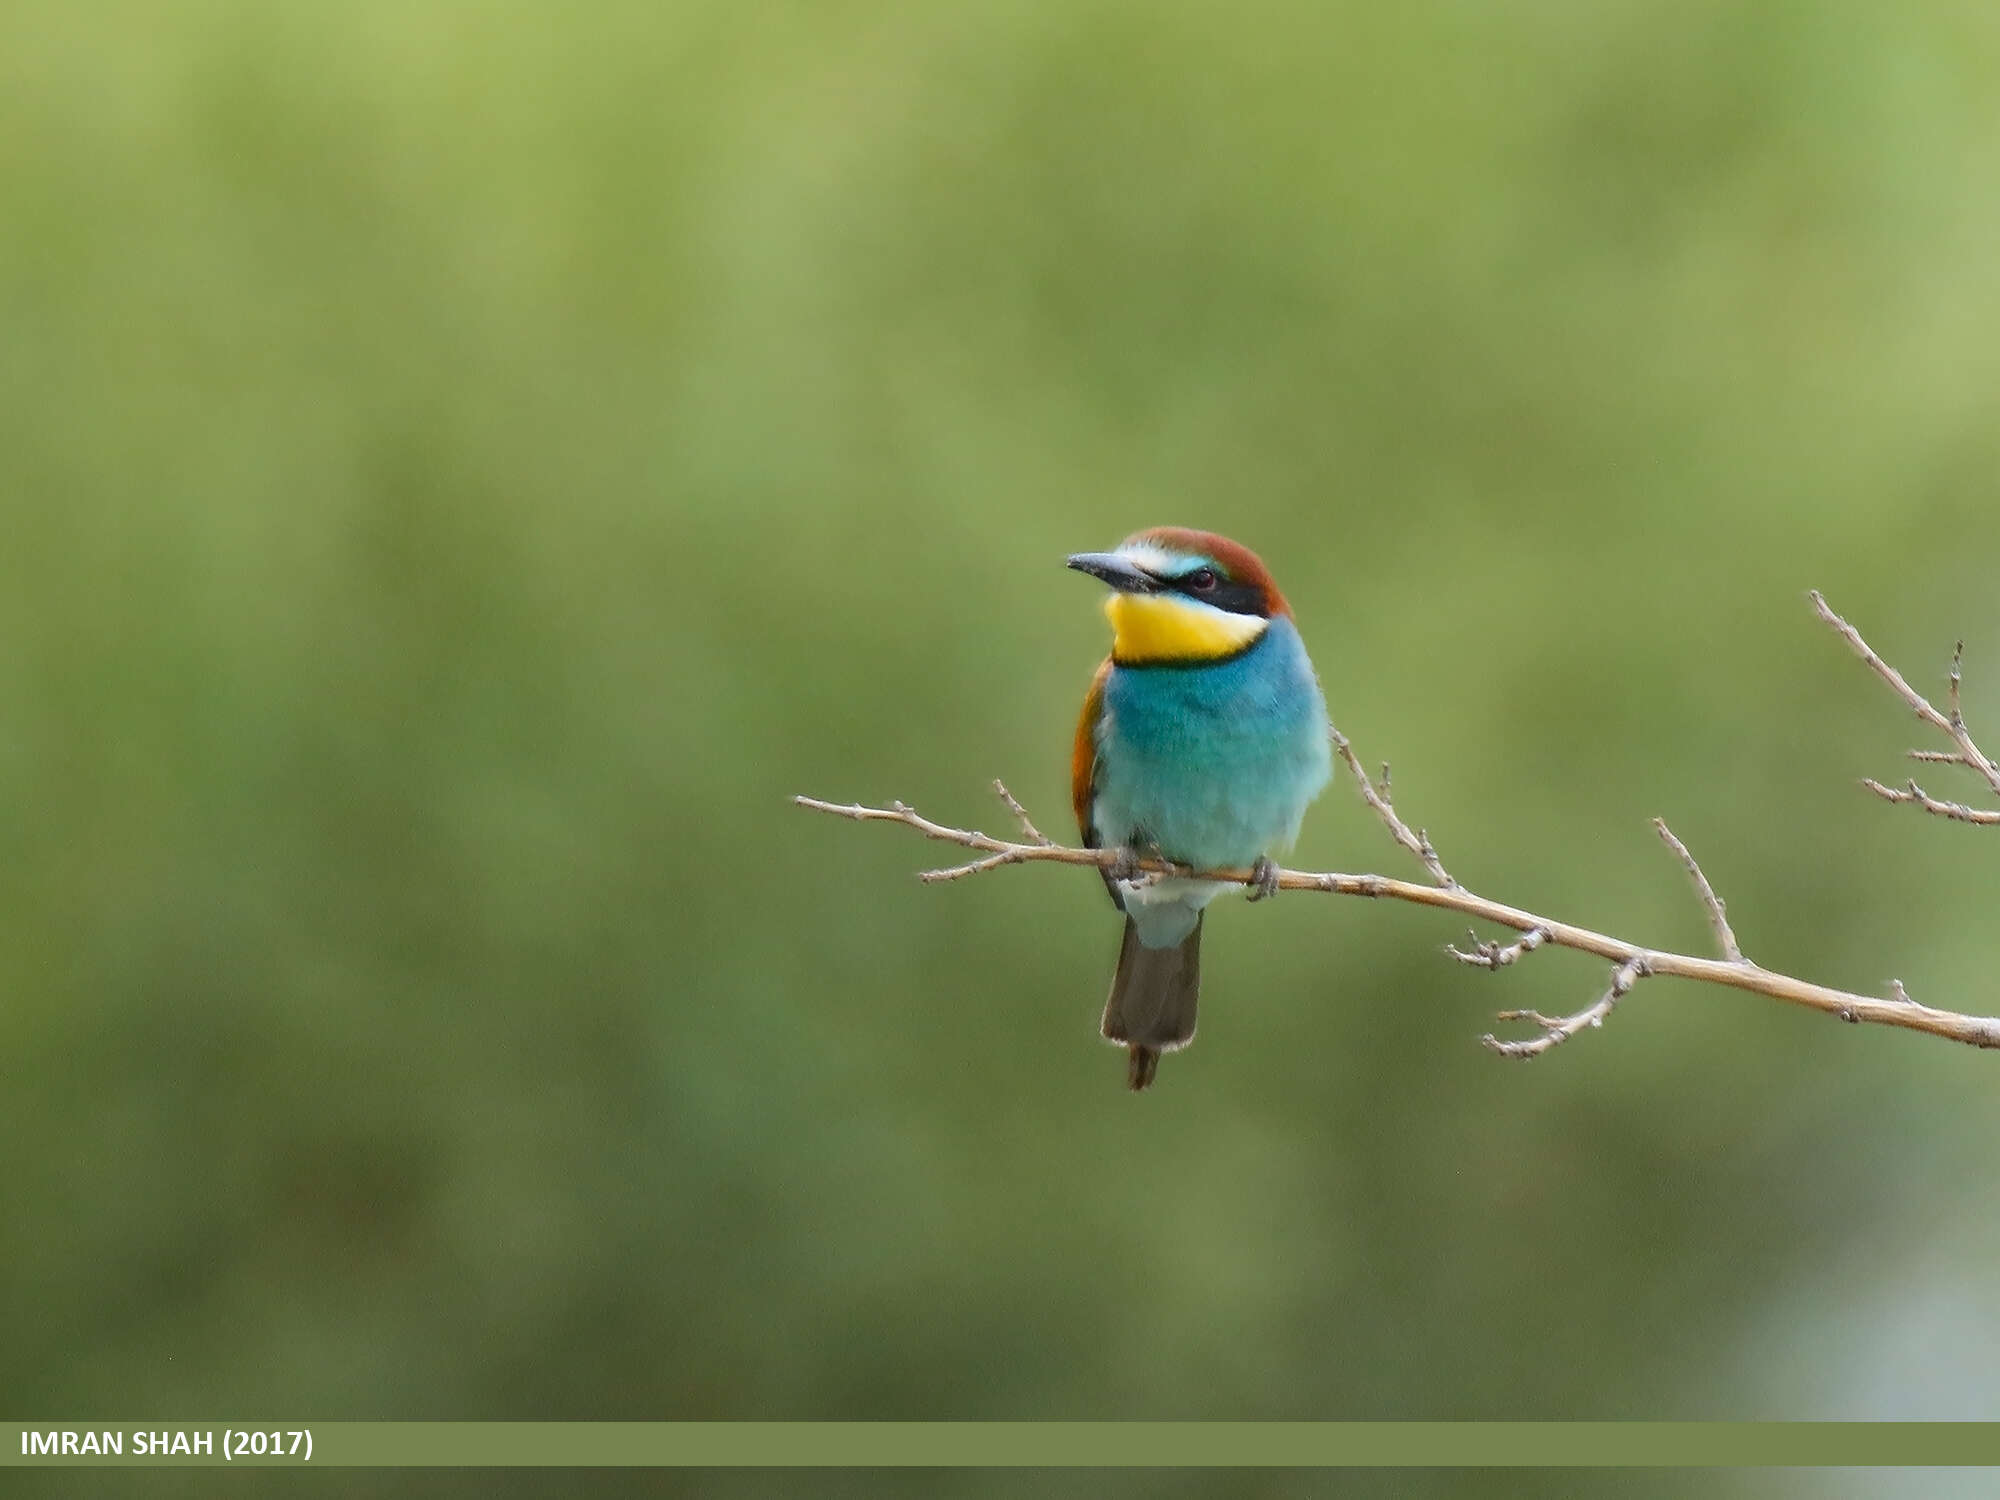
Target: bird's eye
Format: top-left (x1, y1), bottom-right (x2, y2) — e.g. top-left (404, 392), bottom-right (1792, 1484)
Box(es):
top-left (1184, 568), bottom-right (1218, 592)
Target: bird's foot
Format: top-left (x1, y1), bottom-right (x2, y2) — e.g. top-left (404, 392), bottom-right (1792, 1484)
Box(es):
top-left (1247, 856), bottom-right (1281, 902)
top-left (1106, 846), bottom-right (1143, 886)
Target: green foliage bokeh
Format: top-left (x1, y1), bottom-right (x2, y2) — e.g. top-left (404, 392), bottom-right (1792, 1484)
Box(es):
top-left (7, 2), bottom-right (2000, 1494)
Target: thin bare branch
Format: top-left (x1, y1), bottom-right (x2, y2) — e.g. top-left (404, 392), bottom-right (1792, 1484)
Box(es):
top-left (1447, 926), bottom-right (1547, 970)
top-left (794, 788), bottom-right (2000, 1055)
top-left (1652, 819), bottom-right (1745, 962)
top-left (1812, 591), bottom-right (2000, 806)
top-left (920, 848), bottom-right (1042, 881)
top-left (991, 778), bottom-right (1052, 845)
top-left (1861, 777), bottom-right (2000, 826)
top-left (802, 598), bottom-right (2000, 1069)
top-left (1329, 727), bottom-right (1454, 887)
top-left (792, 796), bottom-right (1110, 881)
top-left (1484, 957), bottom-right (1647, 1059)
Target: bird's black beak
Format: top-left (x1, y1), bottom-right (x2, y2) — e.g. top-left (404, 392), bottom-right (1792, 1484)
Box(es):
top-left (1066, 552), bottom-right (1159, 593)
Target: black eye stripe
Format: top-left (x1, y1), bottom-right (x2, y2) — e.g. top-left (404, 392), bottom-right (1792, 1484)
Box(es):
top-left (1165, 568), bottom-right (1265, 617)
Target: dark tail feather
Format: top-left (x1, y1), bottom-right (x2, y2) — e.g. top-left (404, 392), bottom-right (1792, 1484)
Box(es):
top-left (1127, 1046), bottom-right (1160, 1090)
top-left (1100, 913), bottom-right (1201, 1091)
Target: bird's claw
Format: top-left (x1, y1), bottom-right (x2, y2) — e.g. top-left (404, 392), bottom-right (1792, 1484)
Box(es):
top-left (1247, 856), bottom-right (1280, 902)
top-left (1106, 846), bottom-right (1143, 885)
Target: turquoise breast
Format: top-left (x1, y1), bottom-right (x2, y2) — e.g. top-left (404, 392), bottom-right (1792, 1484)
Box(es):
top-left (1092, 618), bottom-right (1332, 869)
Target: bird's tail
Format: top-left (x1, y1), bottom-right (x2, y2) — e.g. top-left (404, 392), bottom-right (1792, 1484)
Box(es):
top-left (1100, 912), bottom-right (1202, 1091)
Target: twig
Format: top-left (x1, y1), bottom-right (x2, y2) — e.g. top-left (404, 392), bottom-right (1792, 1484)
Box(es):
top-left (1447, 926), bottom-right (1547, 971)
top-left (792, 796), bottom-right (1104, 884)
top-left (1483, 956), bottom-right (1648, 1059)
top-left (1812, 591), bottom-right (2000, 814)
top-left (1859, 778), bottom-right (2000, 826)
top-left (794, 765), bottom-right (2000, 1057)
top-left (991, 778), bottom-right (1053, 845)
top-left (1651, 819), bottom-right (1745, 962)
top-left (1330, 728), bottom-right (1454, 887)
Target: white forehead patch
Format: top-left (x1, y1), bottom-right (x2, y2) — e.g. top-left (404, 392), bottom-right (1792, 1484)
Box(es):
top-left (1116, 542), bottom-right (1189, 577)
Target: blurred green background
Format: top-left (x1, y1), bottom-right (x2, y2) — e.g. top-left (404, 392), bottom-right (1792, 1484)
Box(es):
top-left (7, 0), bottom-right (2000, 1494)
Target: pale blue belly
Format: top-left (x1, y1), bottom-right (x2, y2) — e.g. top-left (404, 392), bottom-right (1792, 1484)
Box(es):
top-left (1092, 619), bottom-right (1332, 872)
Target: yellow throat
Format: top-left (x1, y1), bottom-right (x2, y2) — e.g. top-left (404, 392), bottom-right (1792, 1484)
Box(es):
top-left (1105, 591), bottom-right (1267, 665)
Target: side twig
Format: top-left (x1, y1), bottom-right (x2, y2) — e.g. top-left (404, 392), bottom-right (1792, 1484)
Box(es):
top-left (1812, 590), bottom-right (2000, 821)
top-left (1330, 728), bottom-right (1453, 887)
top-left (1485, 956), bottom-right (1648, 1060)
top-left (1652, 818), bottom-right (1745, 963)
top-left (991, 778), bottom-right (1053, 846)
top-left (1447, 926), bottom-right (1547, 971)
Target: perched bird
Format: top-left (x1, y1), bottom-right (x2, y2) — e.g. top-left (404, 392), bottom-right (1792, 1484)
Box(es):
top-left (1068, 528), bottom-right (1333, 1090)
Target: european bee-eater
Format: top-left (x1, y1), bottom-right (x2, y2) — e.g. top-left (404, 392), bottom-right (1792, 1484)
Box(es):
top-left (1068, 528), bottom-right (1333, 1090)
